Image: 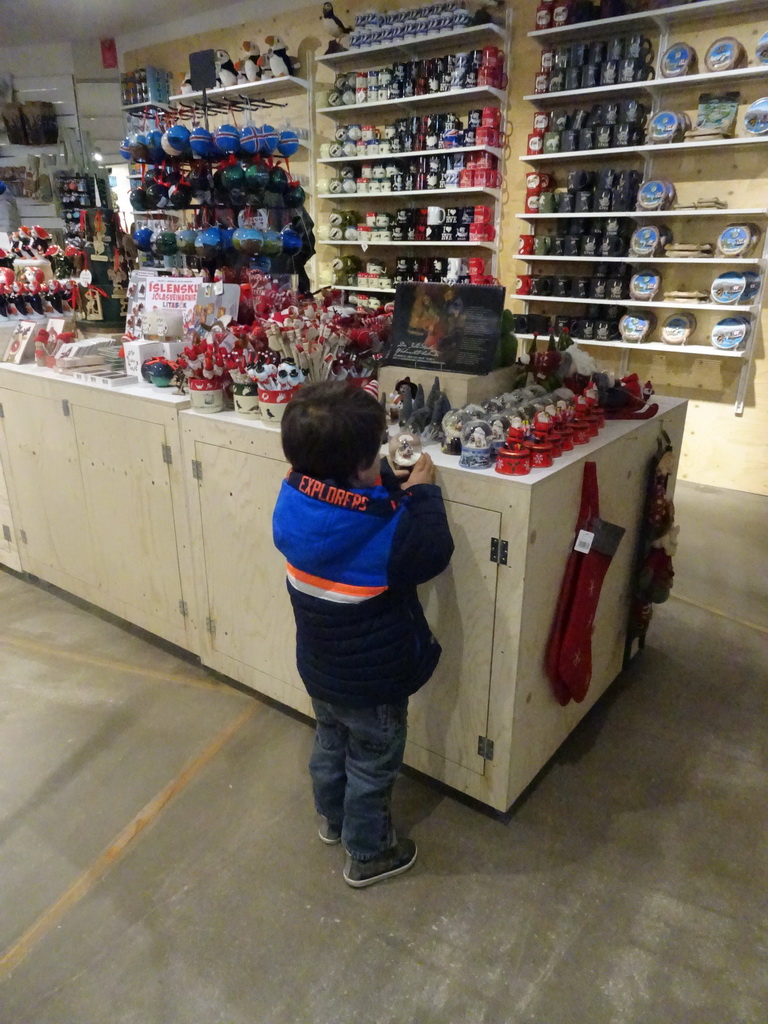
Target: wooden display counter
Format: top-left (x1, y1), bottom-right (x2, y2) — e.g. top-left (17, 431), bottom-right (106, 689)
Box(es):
top-left (0, 365), bottom-right (198, 651)
top-left (0, 362), bottom-right (686, 811)
top-left (179, 396), bottom-right (687, 812)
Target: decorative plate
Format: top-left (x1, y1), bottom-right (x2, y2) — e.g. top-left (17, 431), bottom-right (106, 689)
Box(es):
top-left (744, 97), bottom-right (768, 136)
top-left (704, 37), bottom-right (745, 73)
top-left (637, 180), bottom-right (670, 211)
top-left (711, 316), bottom-right (751, 350)
top-left (630, 225), bottom-right (662, 257)
top-left (649, 111), bottom-right (683, 143)
top-left (715, 223), bottom-right (758, 257)
top-left (660, 43), bottom-right (696, 78)
top-left (619, 314), bottom-right (654, 343)
top-left (710, 271), bottom-right (747, 304)
top-left (630, 272), bottom-right (662, 301)
top-left (661, 313), bottom-right (696, 345)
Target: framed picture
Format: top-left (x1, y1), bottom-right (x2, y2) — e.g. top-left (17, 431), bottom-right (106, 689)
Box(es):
top-left (3, 320), bottom-right (38, 364)
top-left (383, 283), bottom-right (506, 375)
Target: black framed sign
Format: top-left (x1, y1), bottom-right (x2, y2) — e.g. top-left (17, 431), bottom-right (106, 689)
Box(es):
top-left (383, 283), bottom-right (505, 375)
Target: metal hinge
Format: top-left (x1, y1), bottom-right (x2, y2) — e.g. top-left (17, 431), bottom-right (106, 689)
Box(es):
top-left (62, 399), bottom-right (70, 417)
top-left (206, 616), bottom-right (216, 637)
top-left (178, 599), bottom-right (188, 618)
top-left (489, 537), bottom-right (508, 565)
top-left (477, 735), bottom-right (494, 761)
top-left (20, 529), bottom-right (28, 545)
top-left (2, 524), bottom-right (10, 542)
top-left (192, 459), bottom-right (203, 481)
top-left (162, 443), bottom-right (172, 465)
top-left (0, 402), bottom-right (4, 418)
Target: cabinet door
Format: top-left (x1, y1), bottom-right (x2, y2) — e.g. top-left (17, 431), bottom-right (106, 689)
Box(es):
top-left (0, 446), bottom-right (20, 571)
top-left (409, 500), bottom-right (501, 776)
top-left (0, 388), bottom-right (95, 585)
top-left (73, 405), bottom-right (185, 636)
top-left (194, 441), bottom-right (303, 691)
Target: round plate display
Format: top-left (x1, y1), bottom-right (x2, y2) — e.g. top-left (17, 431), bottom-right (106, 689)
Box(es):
top-left (716, 223), bottom-right (758, 258)
top-left (710, 271), bottom-right (747, 304)
top-left (637, 180), bottom-right (670, 211)
top-left (711, 316), bottom-right (751, 350)
top-left (630, 225), bottom-right (662, 257)
top-left (619, 313), bottom-right (654, 343)
top-left (649, 111), bottom-right (683, 143)
top-left (661, 313), bottom-right (696, 346)
top-left (744, 97), bottom-right (768, 136)
top-left (705, 37), bottom-right (745, 73)
top-left (660, 42), bottom-right (696, 78)
top-left (757, 31), bottom-right (768, 65)
top-left (630, 272), bottom-right (661, 301)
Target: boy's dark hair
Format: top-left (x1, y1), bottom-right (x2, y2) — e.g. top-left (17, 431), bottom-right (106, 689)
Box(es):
top-left (280, 381), bottom-right (386, 484)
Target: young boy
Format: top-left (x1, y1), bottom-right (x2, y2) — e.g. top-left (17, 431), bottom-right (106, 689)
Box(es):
top-left (272, 381), bottom-right (454, 888)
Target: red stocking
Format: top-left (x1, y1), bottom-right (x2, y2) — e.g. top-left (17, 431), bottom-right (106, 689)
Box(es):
top-left (545, 463), bottom-right (599, 706)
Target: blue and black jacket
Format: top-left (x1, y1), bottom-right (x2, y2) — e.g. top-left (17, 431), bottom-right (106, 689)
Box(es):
top-left (272, 462), bottom-right (454, 708)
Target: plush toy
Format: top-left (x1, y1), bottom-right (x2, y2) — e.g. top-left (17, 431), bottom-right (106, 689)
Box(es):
top-left (215, 49), bottom-right (239, 88)
top-left (240, 41), bottom-right (261, 82)
top-left (264, 35), bottom-right (298, 77)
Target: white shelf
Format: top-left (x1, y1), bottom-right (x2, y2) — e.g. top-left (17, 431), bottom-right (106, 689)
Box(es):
top-left (514, 333), bottom-right (746, 358)
top-left (320, 239), bottom-right (498, 250)
top-left (169, 76), bottom-right (309, 104)
top-left (317, 23), bottom-right (507, 69)
top-left (121, 100), bottom-right (172, 112)
top-left (318, 85), bottom-right (506, 117)
top-left (330, 283), bottom-right (397, 294)
top-left (524, 65), bottom-right (768, 106)
top-left (516, 208), bottom-right (768, 221)
top-left (317, 186), bottom-right (501, 200)
top-left (520, 255), bottom-right (764, 266)
top-left (519, 294), bottom-right (755, 313)
top-left (318, 145), bottom-right (503, 165)
top-left (521, 136), bottom-right (768, 165)
top-left (529, 0), bottom-right (768, 43)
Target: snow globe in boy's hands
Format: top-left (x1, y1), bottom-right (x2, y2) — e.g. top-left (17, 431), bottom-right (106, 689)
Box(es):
top-left (389, 431), bottom-right (422, 469)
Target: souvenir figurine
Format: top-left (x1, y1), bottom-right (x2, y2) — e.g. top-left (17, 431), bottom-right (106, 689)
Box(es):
top-left (215, 49), bottom-right (239, 88)
top-left (264, 35), bottom-right (298, 77)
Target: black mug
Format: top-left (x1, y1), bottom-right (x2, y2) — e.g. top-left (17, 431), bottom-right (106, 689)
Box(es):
top-left (601, 61), bottom-right (619, 86)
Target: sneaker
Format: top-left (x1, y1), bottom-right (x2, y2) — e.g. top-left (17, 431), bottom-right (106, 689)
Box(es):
top-left (343, 838), bottom-right (418, 888)
top-left (318, 818), bottom-right (342, 845)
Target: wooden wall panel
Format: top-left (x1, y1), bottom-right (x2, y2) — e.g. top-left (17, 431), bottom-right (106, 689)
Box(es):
top-left (125, 0), bottom-right (768, 494)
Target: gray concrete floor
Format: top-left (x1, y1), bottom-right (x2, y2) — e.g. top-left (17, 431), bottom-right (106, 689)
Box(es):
top-left (0, 481), bottom-right (766, 1024)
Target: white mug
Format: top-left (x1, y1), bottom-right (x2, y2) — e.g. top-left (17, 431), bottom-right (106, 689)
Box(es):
top-left (317, 177), bottom-right (331, 193)
top-left (319, 143), bottom-right (332, 159)
top-left (342, 178), bottom-right (357, 193)
top-left (427, 206), bottom-right (446, 225)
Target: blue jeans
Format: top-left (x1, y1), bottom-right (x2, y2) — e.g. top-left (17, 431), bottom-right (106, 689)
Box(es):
top-left (309, 697), bottom-right (408, 862)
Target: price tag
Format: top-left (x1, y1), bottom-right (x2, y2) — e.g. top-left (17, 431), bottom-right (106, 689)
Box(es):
top-left (574, 530), bottom-right (594, 554)
top-left (79, 269), bottom-right (92, 287)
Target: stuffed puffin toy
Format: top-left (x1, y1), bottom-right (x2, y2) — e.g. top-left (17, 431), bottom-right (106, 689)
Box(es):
top-left (215, 49), bottom-right (239, 88)
top-left (240, 41), bottom-right (261, 82)
top-left (264, 36), bottom-right (297, 77)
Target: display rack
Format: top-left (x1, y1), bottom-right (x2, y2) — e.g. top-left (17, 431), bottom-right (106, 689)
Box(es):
top-left (519, 0), bottom-right (768, 415)
top-left (314, 11), bottom-right (512, 297)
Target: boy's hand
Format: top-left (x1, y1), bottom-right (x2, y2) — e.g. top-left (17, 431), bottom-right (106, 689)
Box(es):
top-left (401, 453), bottom-right (436, 489)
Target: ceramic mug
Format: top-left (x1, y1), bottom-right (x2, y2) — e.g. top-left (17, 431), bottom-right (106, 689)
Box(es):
top-left (427, 206), bottom-right (446, 225)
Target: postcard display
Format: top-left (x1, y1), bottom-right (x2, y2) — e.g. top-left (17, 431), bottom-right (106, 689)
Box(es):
top-left (517, 0), bottom-right (768, 416)
top-left (314, 14), bottom-right (512, 303)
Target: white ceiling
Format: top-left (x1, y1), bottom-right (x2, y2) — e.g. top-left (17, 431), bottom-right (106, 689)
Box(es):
top-left (1, 0), bottom-right (229, 46)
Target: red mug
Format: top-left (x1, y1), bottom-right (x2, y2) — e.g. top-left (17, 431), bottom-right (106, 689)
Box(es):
top-left (525, 191), bottom-right (541, 214)
top-left (553, 1), bottom-right (571, 26)
top-left (478, 68), bottom-right (507, 89)
top-left (482, 47), bottom-right (504, 70)
top-left (532, 110), bottom-right (551, 133)
top-left (518, 234), bottom-right (536, 255)
top-left (473, 168), bottom-right (501, 188)
top-left (533, 71), bottom-right (550, 94)
top-left (536, 0), bottom-right (554, 29)
top-left (527, 132), bottom-right (545, 154)
top-left (468, 257), bottom-right (486, 276)
top-left (481, 106), bottom-right (502, 128)
top-left (469, 222), bottom-right (495, 242)
top-left (459, 168), bottom-right (474, 188)
top-left (476, 126), bottom-right (505, 148)
top-left (474, 151), bottom-right (498, 169)
top-left (516, 275), bottom-right (533, 295)
top-left (540, 47), bottom-right (555, 71)
top-left (473, 205), bottom-right (493, 224)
